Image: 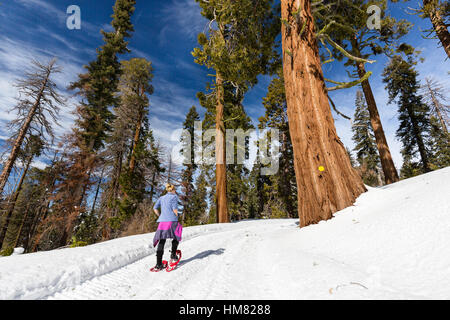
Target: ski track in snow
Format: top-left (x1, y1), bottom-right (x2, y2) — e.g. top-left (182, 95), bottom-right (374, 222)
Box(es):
top-left (1, 167), bottom-right (449, 300)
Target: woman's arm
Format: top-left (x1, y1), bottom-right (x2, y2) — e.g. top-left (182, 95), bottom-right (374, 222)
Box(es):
top-left (171, 196), bottom-right (179, 218)
top-left (153, 198), bottom-right (161, 216)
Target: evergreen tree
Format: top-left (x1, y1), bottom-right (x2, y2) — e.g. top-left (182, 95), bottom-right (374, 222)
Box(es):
top-left (113, 58), bottom-right (154, 228)
top-left (429, 116), bottom-right (450, 169)
top-left (225, 93), bottom-right (254, 222)
top-left (346, 147), bottom-right (357, 168)
top-left (352, 90), bottom-right (383, 186)
top-left (60, 0), bottom-right (137, 232)
top-left (247, 156), bottom-right (266, 219)
top-left (0, 167), bottom-right (46, 253)
top-left (53, 1), bottom-right (137, 245)
top-left (193, 0), bottom-right (280, 223)
top-left (0, 135), bottom-right (44, 249)
top-left (186, 169), bottom-right (208, 226)
top-left (180, 106), bottom-right (200, 225)
top-left (69, 0), bottom-right (136, 152)
top-left (383, 55), bottom-right (432, 175)
top-left (258, 71), bottom-right (297, 218)
top-left (198, 81), bottom-right (255, 222)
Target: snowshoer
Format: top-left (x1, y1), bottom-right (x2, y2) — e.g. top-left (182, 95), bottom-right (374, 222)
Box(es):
top-left (151, 183), bottom-right (183, 271)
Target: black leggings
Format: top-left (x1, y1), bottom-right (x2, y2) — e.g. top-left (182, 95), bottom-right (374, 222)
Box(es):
top-left (156, 239), bottom-right (179, 261)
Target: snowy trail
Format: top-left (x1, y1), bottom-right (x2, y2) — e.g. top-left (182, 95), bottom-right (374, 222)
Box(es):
top-left (48, 221), bottom-right (288, 300)
top-left (1, 167), bottom-right (450, 300)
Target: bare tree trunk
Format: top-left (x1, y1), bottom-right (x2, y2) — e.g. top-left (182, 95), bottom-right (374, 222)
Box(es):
top-left (0, 73), bottom-right (50, 195)
top-left (424, 0), bottom-right (450, 58)
top-left (425, 78), bottom-right (448, 134)
top-left (351, 38), bottom-right (399, 185)
top-left (0, 157), bottom-right (32, 248)
top-left (281, 0), bottom-right (366, 227)
top-left (215, 73), bottom-right (228, 223)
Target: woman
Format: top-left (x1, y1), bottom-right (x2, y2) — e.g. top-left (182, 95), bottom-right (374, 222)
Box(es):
top-left (151, 183), bottom-right (183, 271)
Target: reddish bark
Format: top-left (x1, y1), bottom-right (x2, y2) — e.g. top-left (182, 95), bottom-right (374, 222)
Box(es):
top-left (424, 0), bottom-right (450, 58)
top-left (215, 73), bottom-right (229, 223)
top-left (281, 0), bottom-right (366, 227)
top-left (355, 60), bottom-right (400, 185)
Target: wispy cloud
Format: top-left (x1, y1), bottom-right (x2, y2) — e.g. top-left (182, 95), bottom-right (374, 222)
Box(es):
top-left (158, 0), bottom-right (208, 45)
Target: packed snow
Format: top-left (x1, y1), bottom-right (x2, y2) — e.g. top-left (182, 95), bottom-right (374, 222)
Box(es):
top-left (0, 167), bottom-right (449, 300)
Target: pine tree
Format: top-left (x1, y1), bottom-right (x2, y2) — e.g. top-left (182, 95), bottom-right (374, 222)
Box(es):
top-left (280, 0), bottom-right (366, 227)
top-left (0, 135), bottom-right (44, 249)
top-left (383, 55), bottom-right (432, 175)
top-left (53, 0), bottom-right (137, 246)
top-left (429, 116), bottom-right (450, 169)
top-left (69, 0), bottom-right (136, 152)
top-left (0, 163), bottom-right (54, 252)
top-left (64, 0), bottom-right (137, 217)
top-left (259, 71), bottom-right (297, 218)
top-left (352, 90), bottom-right (382, 186)
top-left (0, 59), bottom-right (63, 196)
top-left (186, 169), bottom-right (208, 226)
top-left (346, 147), bottom-right (357, 168)
top-left (180, 106), bottom-right (200, 225)
top-left (113, 58), bottom-right (154, 228)
top-left (193, 0), bottom-right (280, 223)
top-left (247, 156), bottom-right (267, 219)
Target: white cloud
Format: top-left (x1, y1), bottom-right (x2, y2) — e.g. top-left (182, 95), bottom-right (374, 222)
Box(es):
top-left (158, 0), bottom-right (208, 44)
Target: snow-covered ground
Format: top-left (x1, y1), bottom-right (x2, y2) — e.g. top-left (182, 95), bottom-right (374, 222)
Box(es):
top-left (1, 167), bottom-right (449, 300)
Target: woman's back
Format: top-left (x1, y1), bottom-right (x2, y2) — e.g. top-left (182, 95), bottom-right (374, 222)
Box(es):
top-left (154, 193), bottom-right (179, 222)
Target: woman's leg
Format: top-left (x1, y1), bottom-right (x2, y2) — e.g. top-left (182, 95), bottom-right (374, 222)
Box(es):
top-left (156, 239), bottom-right (166, 266)
top-left (171, 239), bottom-right (179, 259)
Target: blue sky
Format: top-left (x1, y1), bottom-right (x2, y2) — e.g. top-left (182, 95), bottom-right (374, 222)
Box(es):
top-left (0, 0), bottom-right (449, 174)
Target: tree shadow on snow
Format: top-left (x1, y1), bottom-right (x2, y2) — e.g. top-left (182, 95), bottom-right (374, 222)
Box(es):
top-left (177, 248), bottom-right (226, 268)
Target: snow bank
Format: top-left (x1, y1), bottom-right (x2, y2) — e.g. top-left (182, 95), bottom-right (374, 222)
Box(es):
top-left (288, 167), bottom-right (450, 299)
top-left (0, 221), bottom-right (253, 300)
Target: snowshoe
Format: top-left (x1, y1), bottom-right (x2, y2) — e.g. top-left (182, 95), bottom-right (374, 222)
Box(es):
top-left (150, 260), bottom-right (168, 272)
top-left (166, 250), bottom-right (182, 272)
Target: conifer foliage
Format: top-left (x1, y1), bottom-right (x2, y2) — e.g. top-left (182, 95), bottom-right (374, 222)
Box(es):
top-left (351, 91), bottom-right (383, 186)
top-left (193, 0), bottom-right (280, 223)
top-left (258, 71), bottom-right (297, 218)
top-left (383, 55), bottom-right (432, 177)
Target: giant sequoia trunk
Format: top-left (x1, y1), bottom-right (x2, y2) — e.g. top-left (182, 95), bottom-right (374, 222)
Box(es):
top-left (423, 0), bottom-right (450, 58)
top-left (355, 60), bottom-right (400, 185)
top-left (281, 0), bottom-right (366, 227)
top-left (215, 73), bottom-right (229, 223)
